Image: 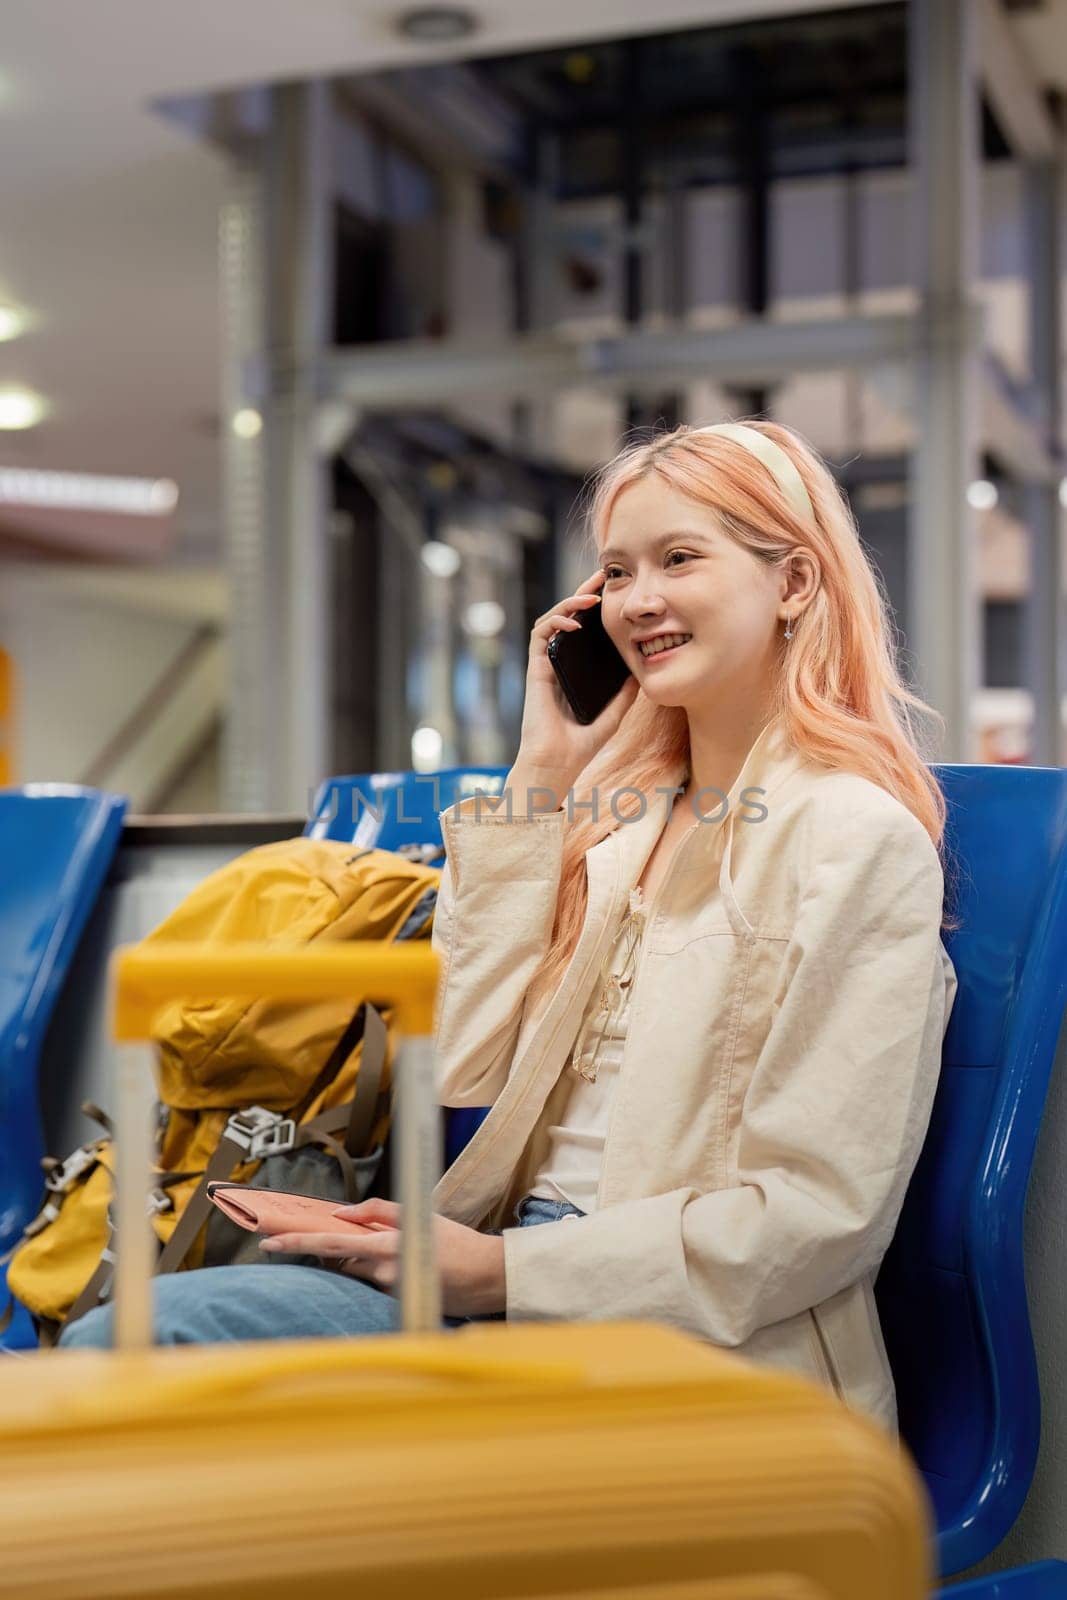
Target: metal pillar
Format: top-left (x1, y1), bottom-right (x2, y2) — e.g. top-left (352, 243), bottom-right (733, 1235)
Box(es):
top-left (220, 83), bottom-right (334, 814)
top-left (220, 161), bottom-right (271, 812)
top-left (730, 43), bottom-right (771, 421)
top-left (1022, 153), bottom-right (1065, 766)
top-left (908, 0), bottom-right (983, 763)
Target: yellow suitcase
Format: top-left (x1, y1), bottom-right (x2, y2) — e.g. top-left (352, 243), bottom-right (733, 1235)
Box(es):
top-left (0, 945), bottom-right (935, 1600)
top-left (0, 1321), bottom-right (933, 1600)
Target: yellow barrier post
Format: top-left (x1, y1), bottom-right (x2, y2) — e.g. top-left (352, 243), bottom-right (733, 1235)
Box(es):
top-left (110, 942), bottom-right (441, 1344)
top-left (0, 648), bottom-right (14, 787)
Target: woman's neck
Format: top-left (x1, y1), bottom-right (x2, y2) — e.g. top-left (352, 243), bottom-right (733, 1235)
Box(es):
top-left (684, 703), bottom-right (776, 809)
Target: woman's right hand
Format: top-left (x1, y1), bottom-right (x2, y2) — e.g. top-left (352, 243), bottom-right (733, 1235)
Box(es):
top-left (507, 570), bottom-right (639, 812)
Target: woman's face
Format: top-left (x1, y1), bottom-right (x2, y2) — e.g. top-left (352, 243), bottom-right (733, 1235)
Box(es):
top-left (597, 475), bottom-right (788, 716)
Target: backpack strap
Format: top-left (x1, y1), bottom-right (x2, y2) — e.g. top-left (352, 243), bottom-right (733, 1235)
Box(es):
top-left (2, 1135), bottom-right (112, 1335)
top-left (154, 1127), bottom-right (261, 1277)
top-left (287, 1008), bottom-right (390, 1201)
top-left (342, 1000), bottom-right (388, 1158)
top-left (292, 1126), bottom-right (361, 1202)
top-left (63, 1248), bottom-right (117, 1332)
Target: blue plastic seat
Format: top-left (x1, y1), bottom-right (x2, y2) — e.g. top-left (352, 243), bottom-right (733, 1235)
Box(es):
top-left (308, 767), bottom-right (509, 857)
top-left (943, 1563), bottom-right (1067, 1599)
top-left (0, 785), bottom-right (127, 1349)
top-left (873, 764), bottom-right (1067, 1591)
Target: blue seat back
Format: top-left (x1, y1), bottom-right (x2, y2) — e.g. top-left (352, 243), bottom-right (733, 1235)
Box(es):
top-left (306, 767), bottom-right (507, 1164)
top-left (307, 768), bottom-right (509, 854)
top-left (0, 785), bottom-right (126, 1344)
top-left (876, 764), bottom-right (1067, 1575)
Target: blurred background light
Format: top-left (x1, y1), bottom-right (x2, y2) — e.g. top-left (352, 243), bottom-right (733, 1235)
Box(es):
top-left (0, 307), bottom-right (26, 343)
top-left (0, 388), bottom-right (46, 430)
top-left (411, 724), bottom-right (444, 770)
top-left (232, 408), bottom-right (263, 439)
top-left (421, 540), bottom-right (461, 578)
top-left (966, 479), bottom-right (998, 512)
top-left (0, 469), bottom-right (180, 515)
top-left (463, 599), bottom-right (506, 637)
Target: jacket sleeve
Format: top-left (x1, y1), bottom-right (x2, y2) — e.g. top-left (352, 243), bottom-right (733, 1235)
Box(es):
top-left (432, 797), bottom-right (567, 1108)
top-left (503, 797), bottom-right (959, 1343)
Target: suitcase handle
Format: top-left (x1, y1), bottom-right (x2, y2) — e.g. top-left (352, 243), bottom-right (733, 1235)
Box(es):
top-left (108, 942), bottom-right (441, 1348)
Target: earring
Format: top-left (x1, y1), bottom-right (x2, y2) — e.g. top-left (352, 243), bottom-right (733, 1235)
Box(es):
top-left (783, 614), bottom-right (795, 640)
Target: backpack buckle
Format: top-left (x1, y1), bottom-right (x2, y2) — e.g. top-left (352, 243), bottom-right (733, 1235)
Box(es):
top-left (44, 1145), bottom-right (98, 1194)
top-left (225, 1106), bottom-right (297, 1160)
top-left (249, 1119), bottom-right (297, 1160)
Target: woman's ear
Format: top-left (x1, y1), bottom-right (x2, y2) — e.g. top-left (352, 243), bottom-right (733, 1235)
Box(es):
top-left (780, 548), bottom-right (820, 609)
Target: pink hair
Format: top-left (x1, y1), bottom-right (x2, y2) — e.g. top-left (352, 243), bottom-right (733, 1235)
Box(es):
top-left (533, 419), bottom-right (960, 996)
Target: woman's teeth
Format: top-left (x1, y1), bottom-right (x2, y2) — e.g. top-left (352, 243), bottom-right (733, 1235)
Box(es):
top-left (639, 633), bottom-right (692, 658)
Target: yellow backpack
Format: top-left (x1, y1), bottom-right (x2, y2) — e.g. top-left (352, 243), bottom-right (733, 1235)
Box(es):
top-left (4, 840), bottom-right (440, 1341)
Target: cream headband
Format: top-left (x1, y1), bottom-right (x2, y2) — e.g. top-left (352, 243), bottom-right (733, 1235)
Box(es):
top-left (691, 422), bottom-right (815, 528)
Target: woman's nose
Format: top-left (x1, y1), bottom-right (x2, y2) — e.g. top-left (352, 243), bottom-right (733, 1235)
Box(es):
top-left (620, 586), bottom-right (666, 621)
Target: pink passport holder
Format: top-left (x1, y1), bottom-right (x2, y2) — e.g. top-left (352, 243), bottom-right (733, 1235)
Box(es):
top-left (206, 1182), bottom-right (395, 1238)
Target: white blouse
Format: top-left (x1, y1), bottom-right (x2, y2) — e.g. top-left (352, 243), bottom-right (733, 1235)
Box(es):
top-left (527, 886), bottom-right (648, 1214)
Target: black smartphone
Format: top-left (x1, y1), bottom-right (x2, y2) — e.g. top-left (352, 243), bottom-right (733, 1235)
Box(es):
top-left (547, 597), bottom-right (632, 725)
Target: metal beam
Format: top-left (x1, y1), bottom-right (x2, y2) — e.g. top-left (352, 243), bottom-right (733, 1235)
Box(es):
top-left (908, 0), bottom-right (983, 762)
top-left (978, 0), bottom-right (1056, 162)
top-left (317, 311), bottom-right (918, 408)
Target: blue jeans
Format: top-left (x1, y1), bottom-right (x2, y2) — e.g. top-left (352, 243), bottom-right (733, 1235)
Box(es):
top-left (57, 1195), bottom-right (584, 1350)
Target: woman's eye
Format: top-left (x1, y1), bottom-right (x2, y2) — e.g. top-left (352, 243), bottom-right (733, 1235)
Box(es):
top-left (665, 550), bottom-right (694, 568)
top-left (601, 553), bottom-right (694, 579)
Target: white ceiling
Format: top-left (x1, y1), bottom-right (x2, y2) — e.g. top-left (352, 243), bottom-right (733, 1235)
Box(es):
top-left (0, 0), bottom-right (1063, 562)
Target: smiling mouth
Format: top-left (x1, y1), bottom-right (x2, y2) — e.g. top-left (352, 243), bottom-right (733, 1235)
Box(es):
top-left (638, 633), bottom-right (692, 659)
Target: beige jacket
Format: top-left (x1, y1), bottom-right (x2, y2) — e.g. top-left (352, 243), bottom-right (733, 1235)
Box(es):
top-left (430, 715), bottom-right (958, 1432)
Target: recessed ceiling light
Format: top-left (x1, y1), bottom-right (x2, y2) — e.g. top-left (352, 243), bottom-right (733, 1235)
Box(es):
top-left (395, 6), bottom-right (479, 43)
top-left (0, 307), bottom-right (26, 343)
top-left (0, 388), bottom-right (46, 430)
top-left (0, 469), bottom-right (179, 515)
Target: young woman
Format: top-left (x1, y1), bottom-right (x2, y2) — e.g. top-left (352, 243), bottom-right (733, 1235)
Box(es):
top-left (62, 421), bottom-right (958, 1435)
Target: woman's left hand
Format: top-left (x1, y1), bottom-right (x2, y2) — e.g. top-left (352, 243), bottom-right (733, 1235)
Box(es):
top-left (257, 1198), bottom-right (507, 1319)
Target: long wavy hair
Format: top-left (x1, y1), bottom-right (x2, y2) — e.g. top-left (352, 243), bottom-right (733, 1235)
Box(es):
top-left (533, 419), bottom-right (959, 996)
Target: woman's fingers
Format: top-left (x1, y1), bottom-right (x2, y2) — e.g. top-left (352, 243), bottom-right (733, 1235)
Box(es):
top-left (531, 573), bottom-right (605, 639)
top-left (259, 1229), bottom-right (397, 1259)
top-left (532, 610), bottom-right (585, 642)
top-left (259, 1225), bottom-right (400, 1292)
top-left (332, 1198), bottom-right (400, 1226)
top-left (532, 597), bottom-right (599, 633)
